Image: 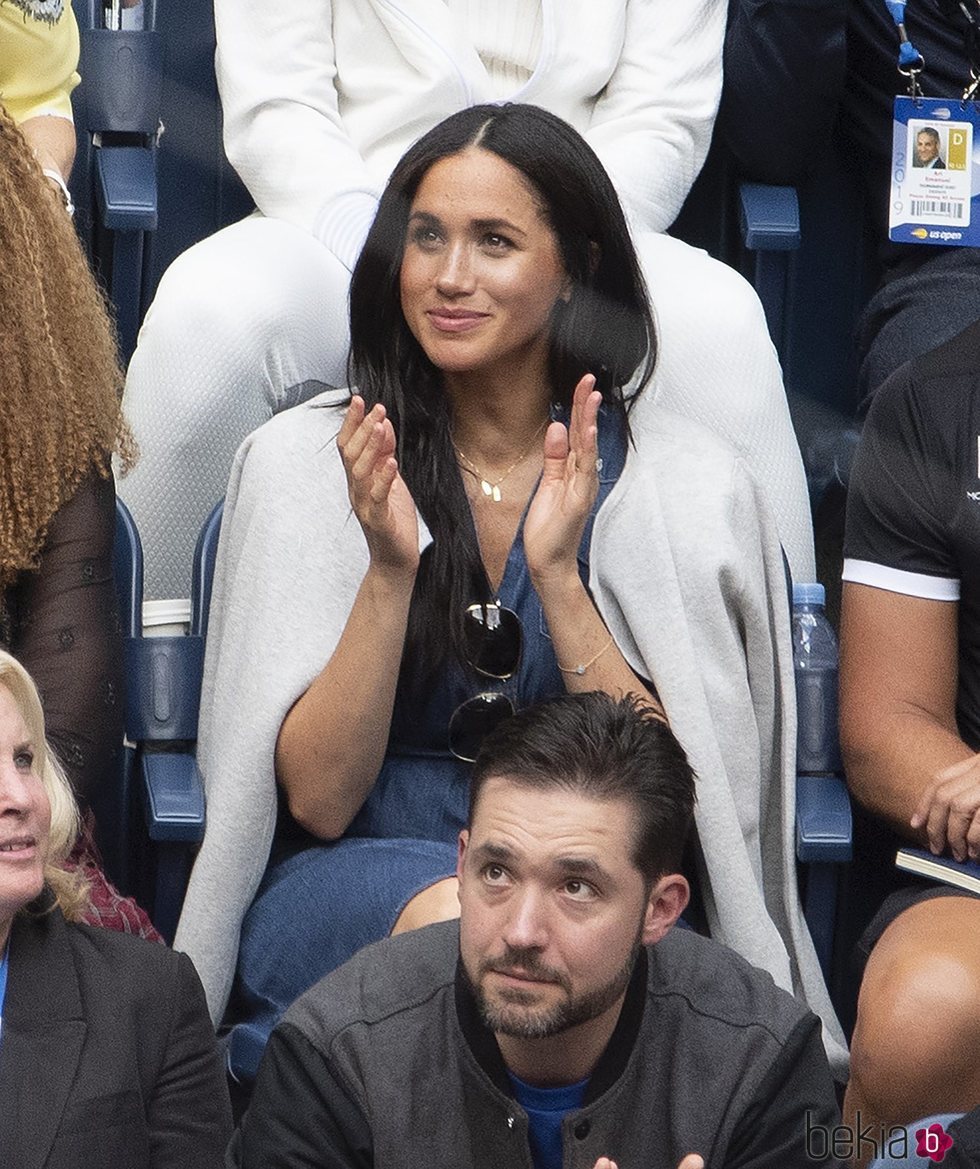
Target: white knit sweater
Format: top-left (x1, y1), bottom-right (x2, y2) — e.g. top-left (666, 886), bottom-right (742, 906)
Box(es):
top-left (445, 0), bottom-right (542, 96)
top-left (213, 0), bottom-right (725, 269)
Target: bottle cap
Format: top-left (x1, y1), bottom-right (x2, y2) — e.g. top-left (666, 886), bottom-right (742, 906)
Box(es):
top-left (792, 582), bottom-right (826, 606)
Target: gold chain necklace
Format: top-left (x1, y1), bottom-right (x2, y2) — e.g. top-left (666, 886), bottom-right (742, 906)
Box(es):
top-left (452, 418), bottom-right (548, 503)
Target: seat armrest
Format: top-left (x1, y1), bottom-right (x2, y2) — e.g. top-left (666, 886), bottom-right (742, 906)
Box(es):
top-left (739, 183), bottom-right (801, 251)
top-left (141, 753), bottom-right (206, 843)
top-left (95, 146), bottom-right (158, 230)
top-left (796, 773), bottom-right (853, 863)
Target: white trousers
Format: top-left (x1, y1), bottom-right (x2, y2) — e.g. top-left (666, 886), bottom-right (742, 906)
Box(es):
top-left (118, 215), bottom-right (814, 599)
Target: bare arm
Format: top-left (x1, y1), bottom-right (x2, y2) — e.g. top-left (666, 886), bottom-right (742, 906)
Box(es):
top-left (9, 0), bottom-right (82, 181)
top-left (838, 347), bottom-right (980, 857)
top-left (524, 378), bottom-right (665, 718)
top-left (21, 114), bottom-right (76, 183)
top-left (275, 399), bottom-right (420, 839)
top-left (839, 582), bottom-right (972, 845)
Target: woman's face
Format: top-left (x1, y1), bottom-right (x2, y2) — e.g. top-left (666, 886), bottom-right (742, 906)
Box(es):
top-left (399, 147), bottom-right (570, 386)
top-left (0, 684), bottom-right (50, 948)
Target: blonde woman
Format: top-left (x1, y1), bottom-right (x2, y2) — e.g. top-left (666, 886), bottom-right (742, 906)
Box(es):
top-left (0, 650), bottom-right (231, 1167)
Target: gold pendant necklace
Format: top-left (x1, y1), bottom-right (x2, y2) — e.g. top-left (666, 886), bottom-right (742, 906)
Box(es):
top-left (452, 418), bottom-right (548, 503)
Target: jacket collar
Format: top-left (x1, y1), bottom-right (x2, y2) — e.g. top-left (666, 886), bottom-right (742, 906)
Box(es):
top-left (0, 896), bottom-right (87, 1169)
top-left (453, 946), bottom-right (649, 1105)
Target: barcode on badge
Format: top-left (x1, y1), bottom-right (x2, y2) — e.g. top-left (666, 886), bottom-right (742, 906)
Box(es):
top-left (910, 198), bottom-right (965, 218)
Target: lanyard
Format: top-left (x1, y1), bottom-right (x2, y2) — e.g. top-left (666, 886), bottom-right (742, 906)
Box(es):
top-left (953, 0), bottom-right (980, 99)
top-left (882, 1), bottom-right (926, 95)
top-left (884, 0), bottom-right (980, 98)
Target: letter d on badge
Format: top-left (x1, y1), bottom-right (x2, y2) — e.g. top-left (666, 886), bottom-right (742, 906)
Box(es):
top-left (949, 128), bottom-right (969, 170)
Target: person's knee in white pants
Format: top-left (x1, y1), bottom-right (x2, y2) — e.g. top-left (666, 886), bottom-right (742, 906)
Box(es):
top-left (118, 215), bottom-right (352, 603)
top-left (637, 232), bottom-right (814, 583)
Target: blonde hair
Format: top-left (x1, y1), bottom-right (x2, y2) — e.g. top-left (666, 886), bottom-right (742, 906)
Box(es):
top-left (0, 651), bottom-right (89, 919)
top-left (0, 104), bottom-right (136, 589)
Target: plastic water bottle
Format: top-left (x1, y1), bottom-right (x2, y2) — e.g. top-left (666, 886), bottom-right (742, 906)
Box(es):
top-left (792, 583), bottom-right (843, 774)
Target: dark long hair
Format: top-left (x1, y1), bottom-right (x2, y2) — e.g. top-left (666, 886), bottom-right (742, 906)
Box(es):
top-left (348, 103), bottom-right (657, 687)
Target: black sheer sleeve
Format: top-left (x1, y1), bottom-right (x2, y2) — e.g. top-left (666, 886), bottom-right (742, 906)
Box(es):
top-left (4, 470), bottom-right (123, 807)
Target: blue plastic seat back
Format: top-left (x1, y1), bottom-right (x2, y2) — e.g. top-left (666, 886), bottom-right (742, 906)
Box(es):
top-left (192, 500), bottom-right (225, 640)
top-left (70, 0), bottom-right (250, 358)
top-left (111, 497), bottom-right (216, 939)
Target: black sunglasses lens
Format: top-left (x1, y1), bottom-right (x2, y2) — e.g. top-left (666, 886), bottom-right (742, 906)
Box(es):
top-left (463, 604), bottom-right (522, 679)
top-left (448, 693), bottom-right (516, 763)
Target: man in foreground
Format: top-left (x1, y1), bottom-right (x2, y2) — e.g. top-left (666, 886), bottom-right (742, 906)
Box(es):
top-left (229, 692), bottom-right (840, 1168)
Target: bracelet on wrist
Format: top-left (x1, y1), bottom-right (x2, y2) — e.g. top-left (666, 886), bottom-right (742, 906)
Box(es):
top-left (41, 168), bottom-right (74, 218)
top-left (558, 634), bottom-right (615, 677)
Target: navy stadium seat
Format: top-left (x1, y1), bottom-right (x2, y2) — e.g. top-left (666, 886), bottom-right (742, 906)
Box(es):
top-left (111, 496), bottom-right (217, 942)
top-left (70, 0), bottom-right (251, 360)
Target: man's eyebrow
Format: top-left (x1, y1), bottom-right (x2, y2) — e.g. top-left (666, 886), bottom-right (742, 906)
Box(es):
top-left (470, 841), bottom-right (517, 865)
top-left (469, 844), bottom-right (613, 882)
top-left (551, 856), bottom-right (612, 883)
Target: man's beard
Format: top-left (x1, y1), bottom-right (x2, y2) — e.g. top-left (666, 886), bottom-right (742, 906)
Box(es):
top-left (467, 935), bottom-right (642, 1040)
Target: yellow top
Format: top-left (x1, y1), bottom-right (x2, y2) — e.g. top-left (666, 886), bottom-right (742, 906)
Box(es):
top-left (0, 0), bottom-right (80, 124)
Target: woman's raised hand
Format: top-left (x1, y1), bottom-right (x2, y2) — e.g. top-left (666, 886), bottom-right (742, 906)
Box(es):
top-left (524, 374), bottom-right (602, 588)
top-left (338, 396), bottom-right (420, 577)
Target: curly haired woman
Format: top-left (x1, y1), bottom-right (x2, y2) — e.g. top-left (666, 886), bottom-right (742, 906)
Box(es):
top-left (0, 104), bottom-right (158, 939)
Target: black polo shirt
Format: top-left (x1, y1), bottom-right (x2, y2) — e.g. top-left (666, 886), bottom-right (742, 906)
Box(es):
top-left (843, 319), bottom-right (980, 749)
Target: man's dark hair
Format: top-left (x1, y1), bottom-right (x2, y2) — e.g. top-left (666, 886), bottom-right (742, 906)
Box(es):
top-left (919, 126), bottom-right (940, 143)
top-left (468, 692), bottom-right (696, 882)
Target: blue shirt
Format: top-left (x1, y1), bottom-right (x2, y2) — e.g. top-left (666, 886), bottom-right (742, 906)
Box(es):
top-left (0, 940), bottom-right (9, 1045)
top-left (508, 1070), bottom-right (589, 1169)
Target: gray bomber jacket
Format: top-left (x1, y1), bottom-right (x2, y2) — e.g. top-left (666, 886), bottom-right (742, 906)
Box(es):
top-left (229, 920), bottom-right (841, 1169)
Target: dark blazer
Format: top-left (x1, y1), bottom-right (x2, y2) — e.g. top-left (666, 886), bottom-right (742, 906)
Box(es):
top-left (0, 903), bottom-right (232, 1169)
